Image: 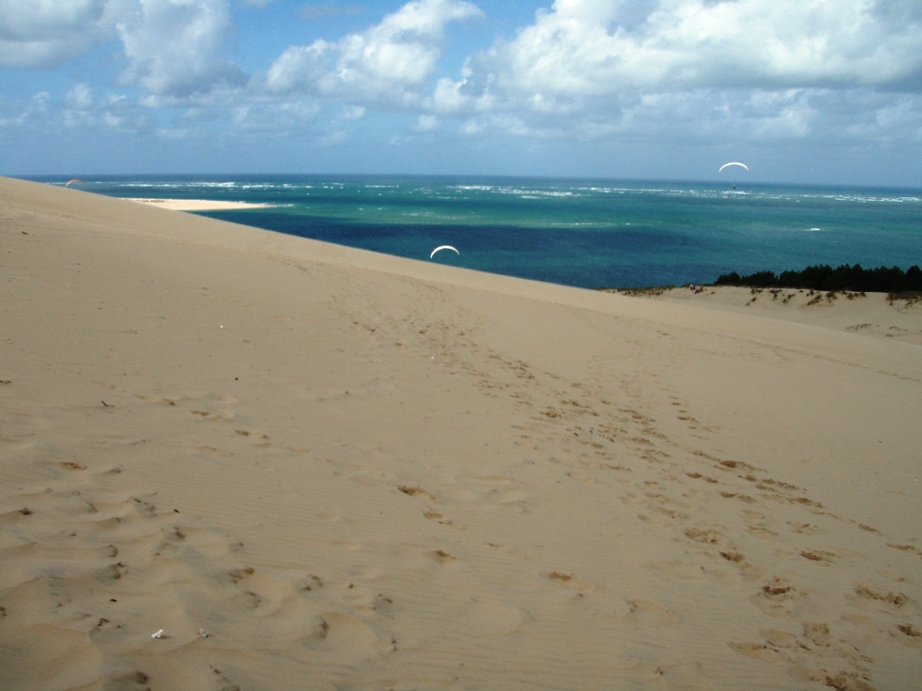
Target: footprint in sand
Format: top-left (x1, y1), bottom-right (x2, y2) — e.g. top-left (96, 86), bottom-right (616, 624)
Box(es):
top-left (0, 444), bottom-right (309, 687)
top-left (727, 641), bottom-right (787, 663)
top-left (0, 507), bottom-right (35, 527)
top-left (429, 549), bottom-right (457, 564)
top-left (799, 549), bottom-right (836, 566)
top-left (788, 521), bottom-right (824, 535)
top-left (232, 590), bottom-right (262, 609)
top-left (313, 611), bottom-right (380, 659)
top-left (742, 510), bottom-right (780, 540)
top-left (732, 621), bottom-right (884, 690)
top-left (761, 627), bottom-right (799, 650)
top-left (544, 571), bottom-right (596, 592)
top-left (155, 524), bottom-right (233, 559)
top-left (397, 484), bottom-right (437, 501)
top-left (751, 576), bottom-right (810, 618)
top-left (57, 461), bottom-right (87, 471)
top-left (895, 623), bottom-right (922, 647)
top-left (885, 541), bottom-right (922, 558)
top-left (208, 667), bottom-right (242, 691)
top-left (105, 670), bottom-right (152, 689)
top-left (297, 574), bottom-right (324, 592)
top-left (421, 507), bottom-right (459, 528)
top-left (846, 582), bottom-right (911, 612)
top-left (713, 543), bottom-right (743, 561)
top-left (684, 526), bottom-right (727, 546)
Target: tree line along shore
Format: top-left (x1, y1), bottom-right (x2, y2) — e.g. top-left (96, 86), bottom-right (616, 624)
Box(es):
top-left (601, 264), bottom-right (922, 300)
top-left (712, 264), bottom-right (922, 296)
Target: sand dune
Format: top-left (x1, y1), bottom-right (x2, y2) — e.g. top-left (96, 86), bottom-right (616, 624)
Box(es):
top-left (628, 285), bottom-right (922, 347)
top-left (1, 175), bottom-right (920, 690)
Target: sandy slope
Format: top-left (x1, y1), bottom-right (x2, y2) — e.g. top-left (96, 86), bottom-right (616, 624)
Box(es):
top-left (634, 285), bottom-right (922, 346)
top-left (1, 176), bottom-right (920, 690)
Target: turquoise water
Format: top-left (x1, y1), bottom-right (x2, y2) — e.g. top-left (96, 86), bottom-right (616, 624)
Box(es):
top-left (38, 175), bottom-right (922, 289)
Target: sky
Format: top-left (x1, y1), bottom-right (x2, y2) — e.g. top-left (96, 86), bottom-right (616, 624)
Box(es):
top-left (1, 0), bottom-right (921, 186)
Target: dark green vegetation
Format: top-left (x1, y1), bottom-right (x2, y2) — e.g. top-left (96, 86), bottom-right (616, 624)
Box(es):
top-left (714, 264), bottom-right (922, 295)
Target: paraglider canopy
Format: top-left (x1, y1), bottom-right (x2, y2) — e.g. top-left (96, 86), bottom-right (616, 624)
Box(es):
top-left (718, 162), bottom-right (749, 173)
top-left (430, 245), bottom-right (459, 259)
top-left (65, 179), bottom-right (85, 187)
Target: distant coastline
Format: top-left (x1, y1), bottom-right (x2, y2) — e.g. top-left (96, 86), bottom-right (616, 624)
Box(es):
top-left (126, 198), bottom-right (271, 211)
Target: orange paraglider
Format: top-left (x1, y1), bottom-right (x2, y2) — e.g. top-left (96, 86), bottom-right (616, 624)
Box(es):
top-left (65, 179), bottom-right (85, 187)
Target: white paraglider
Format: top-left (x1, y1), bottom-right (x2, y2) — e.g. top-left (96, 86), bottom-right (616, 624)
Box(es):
top-left (719, 162), bottom-right (749, 173)
top-left (430, 245), bottom-right (459, 259)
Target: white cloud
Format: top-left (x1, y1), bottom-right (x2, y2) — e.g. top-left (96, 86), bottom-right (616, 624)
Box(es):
top-left (744, 91), bottom-right (814, 140)
top-left (228, 99), bottom-right (321, 132)
top-left (458, 117), bottom-right (481, 135)
top-left (418, 0), bottom-right (922, 150)
top-left (2, 0), bottom-right (920, 176)
top-left (0, 80), bottom-right (154, 133)
top-left (413, 113), bottom-right (439, 131)
top-left (0, 0), bottom-right (246, 101)
top-left (443, 0), bottom-right (922, 110)
top-left (66, 82), bottom-right (95, 110)
top-left (338, 104), bottom-right (366, 120)
top-left (266, 0), bottom-right (483, 107)
top-left (0, 0), bottom-right (123, 67)
top-left (29, 91), bottom-right (51, 112)
top-left (0, 91), bottom-right (49, 127)
top-left (118, 0), bottom-right (246, 101)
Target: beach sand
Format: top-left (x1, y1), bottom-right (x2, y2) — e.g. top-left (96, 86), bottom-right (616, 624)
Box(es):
top-left (2, 176), bottom-right (920, 690)
top-left (126, 199), bottom-right (271, 211)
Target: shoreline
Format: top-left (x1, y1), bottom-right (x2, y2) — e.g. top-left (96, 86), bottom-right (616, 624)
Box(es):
top-left (125, 197), bottom-right (272, 211)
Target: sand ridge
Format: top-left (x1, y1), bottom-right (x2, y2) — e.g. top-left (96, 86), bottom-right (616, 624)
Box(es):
top-left (1, 176), bottom-right (921, 690)
top-left (627, 285), bottom-right (922, 346)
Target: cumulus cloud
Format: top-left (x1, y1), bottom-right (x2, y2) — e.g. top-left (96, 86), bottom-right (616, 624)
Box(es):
top-left (0, 77), bottom-right (151, 134)
top-left (3, 0), bottom-right (921, 172)
top-left (0, 0), bottom-right (123, 67)
top-left (0, 0), bottom-right (245, 101)
top-left (413, 0), bottom-right (922, 150)
top-left (266, 0), bottom-right (483, 107)
top-left (118, 0), bottom-right (246, 101)
top-left (451, 84), bottom-right (922, 151)
top-left (434, 0), bottom-right (922, 116)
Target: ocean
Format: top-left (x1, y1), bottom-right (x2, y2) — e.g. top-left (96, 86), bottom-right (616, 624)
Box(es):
top-left (38, 175), bottom-right (922, 289)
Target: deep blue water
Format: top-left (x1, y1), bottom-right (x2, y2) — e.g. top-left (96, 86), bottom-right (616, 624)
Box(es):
top-left (36, 175), bottom-right (922, 289)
